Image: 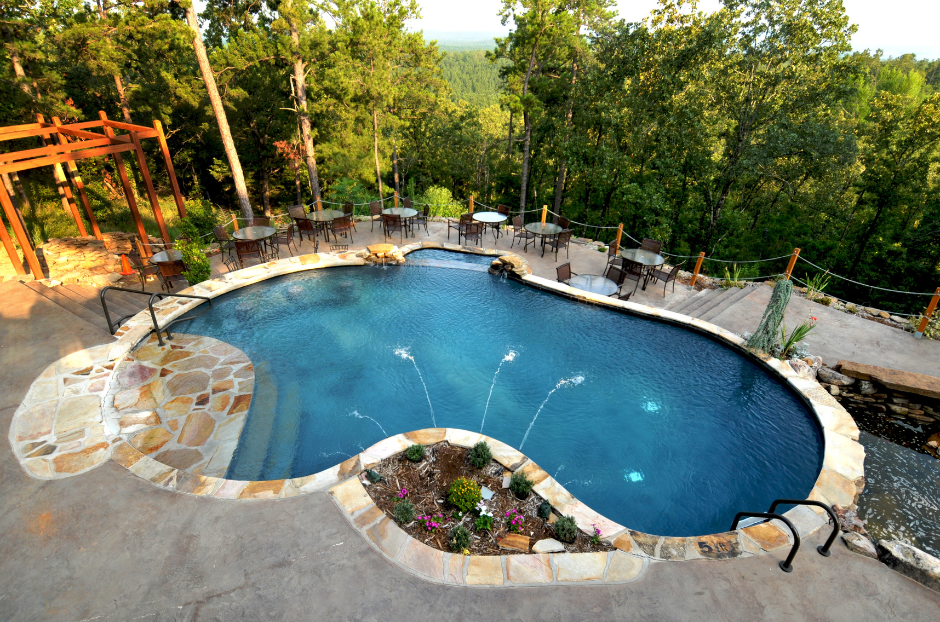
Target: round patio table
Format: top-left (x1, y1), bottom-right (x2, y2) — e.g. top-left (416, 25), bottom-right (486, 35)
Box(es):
top-left (620, 248), bottom-right (666, 290)
top-left (382, 207), bottom-right (418, 218)
top-left (232, 225), bottom-right (277, 241)
top-left (473, 211), bottom-right (508, 247)
top-left (524, 222), bottom-right (563, 256)
top-left (304, 209), bottom-right (344, 242)
top-left (150, 249), bottom-right (183, 263)
top-left (569, 274), bottom-right (618, 296)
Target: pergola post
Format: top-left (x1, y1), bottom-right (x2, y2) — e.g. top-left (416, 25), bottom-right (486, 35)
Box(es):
top-left (99, 112), bottom-right (152, 256)
top-left (128, 129), bottom-right (171, 243)
top-left (0, 186), bottom-right (43, 276)
top-left (37, 115), bottom-right (87, 237)
top-left (52, 117), bottom-right (102, 239)
top-left (0, 207), bottom-right (26, 274)
top-left (153, 120), bottom-right (186, 219)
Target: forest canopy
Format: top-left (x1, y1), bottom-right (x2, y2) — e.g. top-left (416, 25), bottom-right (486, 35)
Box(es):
top-left (1, 0), bottom-right (939, 313)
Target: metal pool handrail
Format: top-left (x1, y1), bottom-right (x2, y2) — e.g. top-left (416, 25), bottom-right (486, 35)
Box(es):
top-left (730, 511), bottom-right (801, 573)
top-left (100, 286), bottom-right (212, 346)
top-left (768, 499), bottom-right (840, 557)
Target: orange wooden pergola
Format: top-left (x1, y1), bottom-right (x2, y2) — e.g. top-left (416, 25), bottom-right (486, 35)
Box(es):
top-left (0, 112), bottom-right (186, 277)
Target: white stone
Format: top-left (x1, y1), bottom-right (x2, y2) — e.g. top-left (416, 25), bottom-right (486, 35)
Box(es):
top-left (532, 538), bottom-right (565, 553)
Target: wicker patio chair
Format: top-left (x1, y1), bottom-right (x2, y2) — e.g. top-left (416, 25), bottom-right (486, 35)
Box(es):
top-left (558, 216), bottom-right (571, 229)
top-left (463, 222), bottom-right (483, 246)
top-left (271, 223), bottom-right (299, 257)
top-left (332, 215), bottom-right (354, 242)
top-left (343, 202), bottom-right (357, 232)
top-left (403, 197), bottom-right (413, 209)
top-left (289, 205), bottom-right (318, 247)
top-left (556, 262), bottom-right (576, 284)
top-left (369, 201), bottom-right (383, 231)
top-left (233, 239), bottom-right (269, 268)
top-left (510, 215), bottom-right (534, 252)
top-left (607, 241), bottom-right (622, 269)
top-left (156, 259), bottom-right (187, 292)
top-left (127, 248), bottom-right (160, 290)
top-left (648, 261), bottom-right (686, 297)
top-left (544, 229), bottom-right (573, 260)
top-left (448, 212), bottom-right (473, 240)
top-left (382, 214), bottom-right (404, 243)
top-left (252, 215), bottom-right (271, 227)
top-left (413, 205), bottom-right (430, 236)
top-left (618, 259), bottom-right (644, 296)
top-left (640, 238), bottom-right (663, 254)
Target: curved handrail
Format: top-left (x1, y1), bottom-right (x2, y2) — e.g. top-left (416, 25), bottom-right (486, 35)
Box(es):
top-left (100, 286), bottom-right (167, 335)
top-left (730, 511), bottom-right (801, 573)
top-left (100, 286), bottom-right (211, 345)
top-left (769, 499), bottom-right (840, 557)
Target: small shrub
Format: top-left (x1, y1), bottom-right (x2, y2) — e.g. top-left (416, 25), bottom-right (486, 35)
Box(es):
top-left (447, 477), bottom-right (482, 513)
top-left (846, 303), bottom-right (858, 314)
top-left (591, 524), bottom-right (601, 545)
top-left (505, 508), bottom-right (525, 533)
top-left (365, 469), bottom-right (382, 484)
top-left (538, 500), bottom-right (553, 519)
top-left (475, 513), bottom-right (494, 531)
top-left (554, 515), bottom-right (578, 543)
top-left (176, 238), bottom-right (212, 286)
top-left (509, 471), bottom-right (533, 499)
top-left (394, 500), bottom-right (415, 524)
top-left (468, 441), bottom-right (492, 469)
top-left (449, 525), bottom-right (471, 552)
top-left (405, 444), bottom-right (425, 462)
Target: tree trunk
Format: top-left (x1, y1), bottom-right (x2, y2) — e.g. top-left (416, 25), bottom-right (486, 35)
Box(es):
top-left (291, 159), bottom-right (303, 206)
top-left (10, 171), bottom-right (31, 212)
top-left (5, 28), bottom-right (32, 99)
top-left (113, 73), bottom-right (133, 123)
top-left (284, 1), bottom-right (321, 199)
top-left (518, 41), bottom-right (540, 216)
top-left (261, 169), bottom-right (271, 216)
top-left (372, 106), bottom-right (383, 196)
top-left (506, 110), bottom-right (513, 158)
top-left (184, 6), bottom-right (253, 222)
top-left (552, 28), bottom-right (580, 218)
top-left (392, 140), bottom-right (400, 197)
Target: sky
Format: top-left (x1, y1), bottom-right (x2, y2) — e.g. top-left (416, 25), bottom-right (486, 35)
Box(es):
top-left (412, 0), bottom-right (940, 59)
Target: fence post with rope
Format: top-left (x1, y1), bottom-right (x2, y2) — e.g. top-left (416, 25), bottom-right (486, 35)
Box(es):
top-left (784, 248), bottom-right (800, 280)
top-left (394, 191), bottom-right (399, 208)
top-left (916, 287), bottom-right (940, 338)
top-left (690, 252), bottom-right (706, 287)
top-left (615, 223), bottom-right (623, 251)
top-left (469, 195), bottom-right (474, 213)
top-left (231, 214), bottom-right (239, 231)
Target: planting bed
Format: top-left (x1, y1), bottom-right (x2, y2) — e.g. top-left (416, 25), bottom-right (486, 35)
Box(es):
top-left (363, 442), bottom-right (614, 556)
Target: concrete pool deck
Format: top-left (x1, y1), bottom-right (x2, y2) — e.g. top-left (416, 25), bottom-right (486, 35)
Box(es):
top-left (2, 248), bottom-right (940, 619)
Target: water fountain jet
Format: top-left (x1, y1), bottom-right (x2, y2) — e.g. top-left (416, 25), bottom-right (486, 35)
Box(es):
top-left (480, 349), bottom-right (517, 433)
top-left (519, 375), bottom-right (584, 450)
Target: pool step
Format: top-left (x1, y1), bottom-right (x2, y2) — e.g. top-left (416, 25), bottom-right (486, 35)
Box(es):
top-left (666, 288), bottom-right (717, 316)
top-left (20, 280), bottom-right (158, 336)
top-left (698, 286), bottom-right (757, 323)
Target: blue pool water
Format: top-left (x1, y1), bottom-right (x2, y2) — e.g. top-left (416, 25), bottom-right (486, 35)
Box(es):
top-left (184, 254), bottom-right (824, 536)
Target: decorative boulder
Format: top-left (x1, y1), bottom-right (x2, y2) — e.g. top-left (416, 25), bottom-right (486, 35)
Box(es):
top-left (818, 367), bottom-right (856, 386)
top-left (877, 540), bottom-right (940, 592)
top-left (842, 532), bottom-right (877, 559)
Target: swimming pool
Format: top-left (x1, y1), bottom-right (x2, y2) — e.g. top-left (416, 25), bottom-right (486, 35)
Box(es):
top-left (183, 253), bottom-right (824, 536)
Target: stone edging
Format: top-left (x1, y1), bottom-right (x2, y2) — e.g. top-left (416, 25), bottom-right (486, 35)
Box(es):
top-left (8, 242), bottom-right (865, 576)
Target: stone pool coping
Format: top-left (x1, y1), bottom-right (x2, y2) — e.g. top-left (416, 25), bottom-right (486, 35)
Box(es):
top-left (8, 242), bottom-right (865, 581)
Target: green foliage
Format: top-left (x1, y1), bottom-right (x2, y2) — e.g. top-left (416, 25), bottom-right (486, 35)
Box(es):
top-left (176, 239), bottom-right (212, 286)
top-left (176, 198), bottom-right (222, 240)
top-left (722, 264), bottom-right (746, 289)
top-left (440, 51), bottom-right (505, 107)
top-left (404, 444), bottom-right (425, 462)
top-left (366, 469), bottom-right (382, 484)
top-left (416, 185), bottom-right (461, 218)
top-left (509, 471), bottom-right (533, 498)
top-left (324, 178), bottom-right (376, 213)
top-left (554, 515), bottom-right (578, 543)
top-left (779, 319), bottom-right (818, 359)
top-left (448, 525), bottom-right (471, 552)
top-left (538, 500), bottom-right (553, 519)
top-left (468, 441), bottom-right (493, 469)
top-left (805, 271), bottom-right (832, 303)
top-left (447, 477), bottom-right (481, 513)
top-left (474, 513), bottom-right (494, 532)
top-left (393, 499), bottom-right (415, 524)
top-left (747, 280), bottom-right (794, 354)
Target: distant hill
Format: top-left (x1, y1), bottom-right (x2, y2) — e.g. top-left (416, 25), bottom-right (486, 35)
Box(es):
top-left (439, 50), bottom-right (505, 108)
top-left (423, 30), bottom-right (502, 52)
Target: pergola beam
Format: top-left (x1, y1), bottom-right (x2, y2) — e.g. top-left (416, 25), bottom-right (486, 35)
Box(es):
top-left (0, 142), bottom-right (137, 174)
top-left (0, 185), bottom-right (42, 276)
top-left (53, 117), bottom-right (102, 239)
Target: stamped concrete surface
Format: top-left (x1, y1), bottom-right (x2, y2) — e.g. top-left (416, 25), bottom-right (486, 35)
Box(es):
top-left (2, 250), bottom-right (940, 620)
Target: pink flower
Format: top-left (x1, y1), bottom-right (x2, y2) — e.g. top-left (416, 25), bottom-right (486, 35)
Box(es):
top-left (398, 488), bottom-right (408, 498)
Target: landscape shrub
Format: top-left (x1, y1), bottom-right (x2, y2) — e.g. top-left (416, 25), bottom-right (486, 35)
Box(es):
top-left (405, 444), bottom-right (425, 462)
top-left (509, 471), bottom-right (533, 498)
top-left (554, 515), bottom-right (578, 543)
top-left (176, 238), bottom-right (211, 285)
top-left (468, 441), bottom-right (492, 469)
top-left (538, 500), bottom-right (553, 519)
top-left (365, 469), bottom-right (382, 483)
top-left (447, 477), bottom-right (481, 513)
top-left (394, 500), bottom-right (415, 524)
top-left (449, 525), bottom-right (471, 552)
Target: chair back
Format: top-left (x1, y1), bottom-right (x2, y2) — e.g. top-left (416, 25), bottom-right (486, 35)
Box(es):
top-left (605, 264), bottom-right (625, 285)
top-left (459, 213), bottom-right (474, 224)
top-left (253, 216), bottom-right (271, 227)
top-left (497, 204), bottom-right (511, 217)
top-left (128, 249), bottom-right (145, 269)
top-left (556, 230), bottom-right (572, 246)
top-left (288, 206), bottom-right (306, 219)
top-left (370, 201), bottom-right (382, 216)
top-left (344, 201), bottom-right (354, 216)
top-left (330, 244), bottom-right (349, 252)
top-left (276, 224), bottom-right (294, 242)
top-left (608, 241), bottom-right (619, 257)
top-left (383, 214), bottom-right (403, 229)
top-left (622, 259), bottom-right (644, 279)
top-left (403, 197), bottom-right (413, 208)
top-left (421, 206), bottom-right (430, 218)
top-left (556, 262), bottom-right (572, 283)
top-left (213, 225), bottom-right (230, 243)
top-left (234, 239), bottom-right (264, 257)
top-left (558, 217), bottom-right (571, 229)
top-left (512, 216), bottom-right (524, 229)
top-left (157, 260), bottom-right (185, 278)
top-left (664, 261), bottom-right (685, 283)
top-left (640, 238), bottom-right (663, 254)
top-left (333, 215), bottom-right (351, 231)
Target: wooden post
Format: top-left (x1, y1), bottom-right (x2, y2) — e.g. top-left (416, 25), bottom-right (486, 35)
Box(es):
top-left (153, 120), bottom-right (186, 219)
top-left (0, 207), bottom-right (26, 274)
top-left (916, 287), bottom-right (940, 338)
top-left (316, 195), bottom-right (322, 211)
top-left (784, 248), bottom-right (800, 280)
top-left (615, 223), bottom-right (623, 250)
top-left (469, 195), bottom-right (474, 213)
top-left (99, 112), bottom-right (151, 256)
top-left (0, 186), bottom-right (42, 276)
top-left (394, 190), bottom-right (399, 209)
top-left (36, 115), bottom-right (87, 237)
top-left (231, 213), bottom-right (239, 231)
top-left (128, 129), bottom-right (171, 243)
top-left (690, 252), bottom-right (706, 287)
top-left (541, 204), bottom-right (547, 225)
top-left (52, 117), bottom-right (102, 239)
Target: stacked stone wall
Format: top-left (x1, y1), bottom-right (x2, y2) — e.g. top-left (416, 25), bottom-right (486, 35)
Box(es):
top-left (37, 232), bottom-right (141, 286)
